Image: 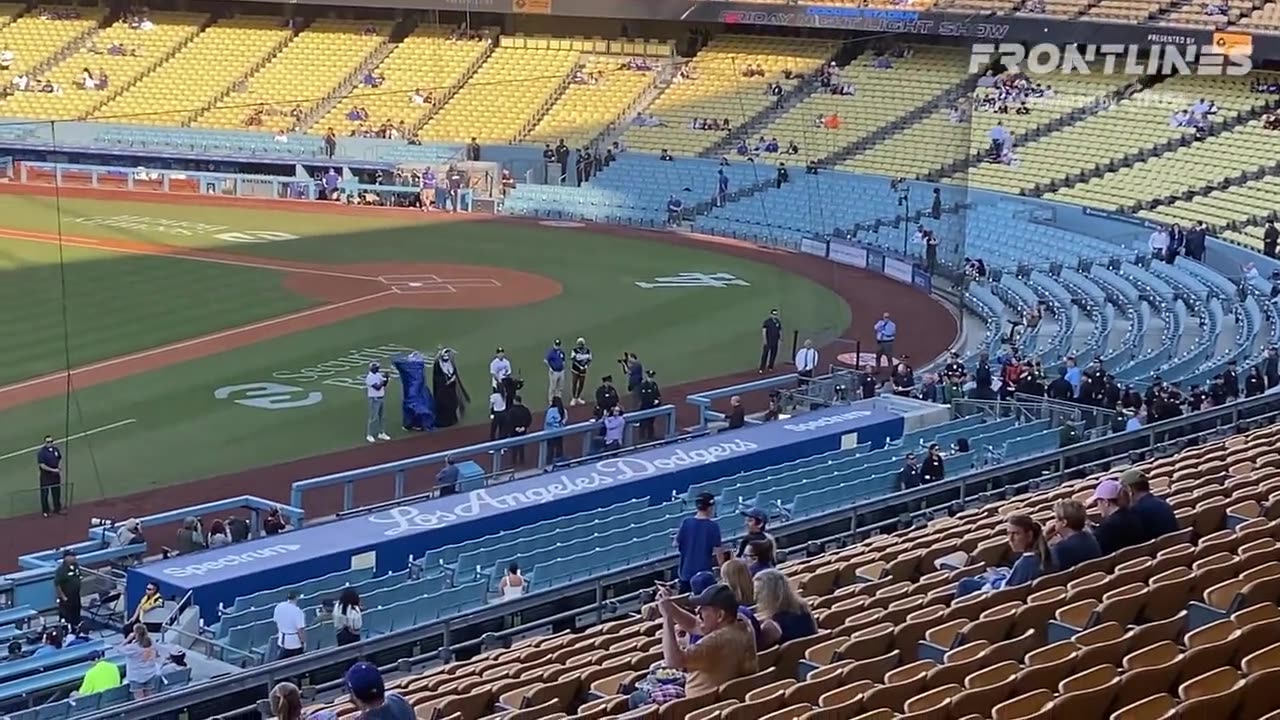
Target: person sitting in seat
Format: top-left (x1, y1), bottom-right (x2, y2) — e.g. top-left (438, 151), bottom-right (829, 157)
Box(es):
top-left (1046, 499), bottom-right (1101, 572)
top-left (1090, 478), bottom-right (1146, 555)
top-left (956, 514), bottom-right (1052, 598)
top-left (753, 569), bottom-right (817, 650)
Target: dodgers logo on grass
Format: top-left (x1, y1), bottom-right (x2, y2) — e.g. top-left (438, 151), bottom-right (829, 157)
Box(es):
top-left (368, 439), bottom-right (760, 536)
top-left (214, 382), bottom-right (323, 410)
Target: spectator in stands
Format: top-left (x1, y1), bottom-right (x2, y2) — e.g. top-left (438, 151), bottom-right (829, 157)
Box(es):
top-left (344, 662), bottom-right (415, 719)
top-left (206, 519), bottom-right (230, 548)
top-left (738, 509), bottom-right (772, 557)
top-left (498, 563), bottom-right (526, 601)
top-left (174, 517), bottom-right (205, 555)
top-left (1125, 408), bottom-right (1146, 432)
top-left (5, 641), bottom-right (22, 662)
top-left (121, 624), bottom-right (161, 699)
top-left (1185, 221), bottom-right (1207, 261)
top-left (33, 629), bottom-right (62, 657)
top-left (921, 443), bottom-right (945, 484)
top-left (1247, 365), bottom-right (1266, 397)
top-left (897, 452), bottom-right (922, 491)
top-left (1046, 499), bottom-right (1101, 572)
top-left (272, 591), bottom-right (307, 660)
top-left (666, 194), bottom-right (683, 225)
top-left (64, 622), bottom-right (92, 647)
top-left (1090, 478), bottom-right (1146, 555)
top-left (727, 395), bottom-right (745, 430)
top-left (269, 681), bottom-right (335, 720)
top-left (264, 507), bottom-right (288, 535)
top-left (332, 588), bottom-right (362, 646)
top-left (743, 539), bottom-right (776, 576)
top-left (754, 569), bottom-right (817, 649)
top-left (0, 48), bottom-right (11, 71)
top-left (227, 515), bottom-right (250, 543)
top-left (126, 581), bottom-right (164, 635)
top-left (660, 148), bottom-right (674, 162)
top-left (676, 493), bottom-right (722, 593)
top-left (1263, 220), bottom-right (1279, 259)
top-left (1120, 468), bottom-right (1178, 541)
top-left (957, 514), bottom-right (1051, 598)
top-left (73, 649), bottom-right (121, 698)
top-left (649, 583), bottom-right (757, 705)
top-left (775, 162), bottom-right (789, 188)
top-left (891, 361), bottom-right (915, 397)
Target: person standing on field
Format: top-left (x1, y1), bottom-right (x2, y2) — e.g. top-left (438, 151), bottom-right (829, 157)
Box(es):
top-left (760, 309), bottom-right (782, 373)
top-left (37, 434), bottom-right (63, 517)
top-left (545, 339), bottom-right (566, 404)
top-left (570, 337), bottom-right (593, 406)
top-left (365, 362), bottom-right (390, 443)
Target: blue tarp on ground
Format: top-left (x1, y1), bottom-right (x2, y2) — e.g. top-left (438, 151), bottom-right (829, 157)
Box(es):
top-left (129, 404), bottom-right (904, 621)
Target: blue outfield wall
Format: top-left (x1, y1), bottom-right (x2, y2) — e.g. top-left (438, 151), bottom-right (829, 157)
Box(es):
top-left (128, 404), bottom-right (904, 622)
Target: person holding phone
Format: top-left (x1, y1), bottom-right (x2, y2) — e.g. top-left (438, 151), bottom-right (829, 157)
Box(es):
top-left (365, 362), bottom-right (390, 443)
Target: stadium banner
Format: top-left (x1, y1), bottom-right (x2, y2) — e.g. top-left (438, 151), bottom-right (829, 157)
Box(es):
top-left (828, 242), bottom-right (867, 269)
top-left (866, 248), bottom-right (886, 275)
top-left (912, 267), bottom-right (933, 294)
top-left (128, 403), bottom-right (904, 622)
top-left (512, 0), bottom-right (552, 12)
top-left (801, 237), bottom-right (829, 258)
top-left (883, 256), bottom-right (914, 285)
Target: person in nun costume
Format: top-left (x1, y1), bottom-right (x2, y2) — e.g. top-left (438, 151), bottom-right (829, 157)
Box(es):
top-left (431, 347), bottom-right (470, 428)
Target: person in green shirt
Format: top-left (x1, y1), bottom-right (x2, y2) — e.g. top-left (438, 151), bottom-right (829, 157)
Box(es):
top-left (54, 550), bottom-right (82, 628)
top-left (74, 652), bottom-right (121, 697)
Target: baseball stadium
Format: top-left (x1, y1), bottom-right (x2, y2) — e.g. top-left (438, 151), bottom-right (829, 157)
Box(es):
top-left (0, 0), bottom-right (1280, 719)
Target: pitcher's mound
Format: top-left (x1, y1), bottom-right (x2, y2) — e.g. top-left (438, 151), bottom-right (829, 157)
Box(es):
top-left (284, 263), bottom-right (562, 309)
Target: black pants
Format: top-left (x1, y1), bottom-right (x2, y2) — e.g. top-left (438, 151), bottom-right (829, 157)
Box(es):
top-left (571, 372), bottom-right (586, 399)
top-left (40, 483), bottom-right (62, 515)
top-left (798, 369), bottom-right (814, 387)
top-left (547, 437), bottom-right (563, 464)
top-left (760, 342), bottom-right (779, 371)
top-left (336, 628), bottom-right (360, 646)
top-left (58, 595), bottom-right (81, 628)
top-left (639, 418), bottom-right (656, 442)
top-left (489, 411), bottom-right (508, 441)
top-left (278, 646), bottom-right (305, 660)
top-left (511, 431), bottom-right (527, 465)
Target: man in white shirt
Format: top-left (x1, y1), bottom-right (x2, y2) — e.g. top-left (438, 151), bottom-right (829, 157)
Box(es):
top-left (0, 49), bottom-right (12, 71)
top-left (489, 348), bottom-right (512, 387)
top-left (1148, 228), bottom-right (1169, 260)
top-left (365, 362), bottom-right (390, 443)
top-left (795, 339), bottom-right (819, 387)
top-left (272, 592), bottom-right (307, 660)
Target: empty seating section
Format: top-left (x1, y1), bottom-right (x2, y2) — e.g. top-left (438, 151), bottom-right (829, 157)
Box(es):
top-left (192, 19), bottom-right (386, 131)
top-left (1049, 117), bottom-right (1280, 212)
top-left (1028, 0), bottom-right (1091, 16)
top-left (933, 0), bottom-right (1020, 12)
top-left (1239, 1), bottom-right (1280, 29)
top-left (752, 47), bottom-right (970, 166)
top-left (0, 5), bottom-right (103, 77)
top-left (0, 3), bottom-right (24, 28)
top-left (418, 36), bottom-right (577, 144)
top-left (92, 16), bottom-right (291, 126)
top-left (296, 422), bottom-right (1280, 720)
top-left (1085, 0), bottom-right (1180, 22)
top-left (847, 72), bottom-right (1126, 179)
top-left (1157, 0), bottom-right (1253, 25)
top-left (621, 35), bottom-right (835, 156)
top-left (965, 74), bottom-right (1267, 195)
top-left (504, 155), bottom-right (769, 226)
top-left (1223, 213), bottom-right (1280, 252)
top-left (1138, 173), bottom-right (1280, 232)
top-left (312, 25), bottom-right (488, 138)
top-left (0, 12), bottom-right (205, 120)
top-left (525, 56), bottom-right (661, 149)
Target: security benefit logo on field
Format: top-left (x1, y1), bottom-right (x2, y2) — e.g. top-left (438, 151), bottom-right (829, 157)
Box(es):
top-left (635, 272), bottom-right (751, 289)
top-left (212, 343), bottom-right (419, 411)
top-left (72, 215), bottom-right (299, 243)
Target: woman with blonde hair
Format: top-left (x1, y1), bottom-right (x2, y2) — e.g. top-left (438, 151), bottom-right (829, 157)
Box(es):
top-left (720, 558), bottom-right (754, 606)
top-left (120, 624), bottom-right (160, 699)
top-left (753, 569), bottom-right (816, 649)
top-left (269, 681), bottom-right (337, 720)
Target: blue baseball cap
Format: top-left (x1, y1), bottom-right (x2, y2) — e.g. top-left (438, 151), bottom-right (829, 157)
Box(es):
top-left (345, 661), bottom-right (385, 703)
top-left (689, 571), bottom-right (717, 596)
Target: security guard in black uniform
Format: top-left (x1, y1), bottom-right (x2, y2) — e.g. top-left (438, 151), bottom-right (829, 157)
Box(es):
top-left (637, 370), bottom-right (662, 442)
top-left (594, 375), bottom-right (619, 419)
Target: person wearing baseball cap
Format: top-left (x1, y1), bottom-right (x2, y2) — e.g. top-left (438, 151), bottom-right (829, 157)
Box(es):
top-left (737, 508), bottom-right (772, 558)
top-left (657, 584), bottom-right (757, 700)
top-left (1120, 467), bottom-right (1178, 541)
top-left (364, 361), bottom-right (390, 444)
top-left (675, 493), bottom-right (722, 593)
top-left (1090, 477), bottom-right (1145, 555)
top-left (344, 661), bottom-right (414, 718)
top-left (545, 338), bottom-right (566, 405)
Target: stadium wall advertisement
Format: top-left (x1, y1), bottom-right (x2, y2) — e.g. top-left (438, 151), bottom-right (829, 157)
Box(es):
top-left (228, 0), bottom-right (1279, 55)
top-left (802, 237), bottom-right (933, 294)
top-left (128, 405), bottom-right (905, 622)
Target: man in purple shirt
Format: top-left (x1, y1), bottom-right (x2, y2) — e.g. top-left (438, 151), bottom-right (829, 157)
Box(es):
top-left (545, 339), bottom-right (566, 404)
top-left (321, 168), bottom-right (339, 201)
top-left (602, 407), bottom-right (625, 450)
top-left (418, 168), bottom-right (437, 212)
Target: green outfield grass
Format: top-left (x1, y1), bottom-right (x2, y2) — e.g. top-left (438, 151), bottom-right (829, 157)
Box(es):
top-left (0, 194), bottom-right (850, 513)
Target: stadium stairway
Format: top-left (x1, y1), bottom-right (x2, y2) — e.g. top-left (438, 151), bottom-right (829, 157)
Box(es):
top-left (294, 24), bottom-right (404, 134)
top-left (0, 5), bottom-right (107, 83)
top-left (699, 71), bottom-right (824, 160)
